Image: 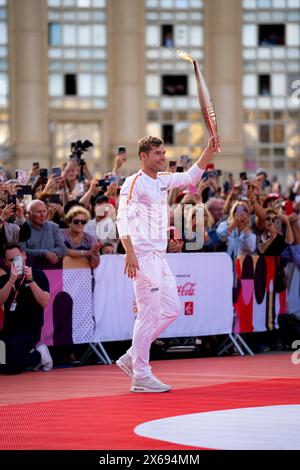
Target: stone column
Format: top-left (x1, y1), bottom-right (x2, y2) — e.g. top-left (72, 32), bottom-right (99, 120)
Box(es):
top-left (204, 0), bottom-right (244, 174)
top-left (107, 0), bottom-right (146, 173)
top-left (8, 0), bottom-right (50, 171)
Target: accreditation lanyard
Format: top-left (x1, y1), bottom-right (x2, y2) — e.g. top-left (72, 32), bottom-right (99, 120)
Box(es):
top-left (10, 275), bottom-right (26, 312)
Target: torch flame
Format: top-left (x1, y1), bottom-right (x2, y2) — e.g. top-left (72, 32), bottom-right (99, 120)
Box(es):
top-left (176, 49), bottom-right (194, 63)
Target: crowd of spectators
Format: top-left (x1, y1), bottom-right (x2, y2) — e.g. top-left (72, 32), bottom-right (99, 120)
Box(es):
top-left (1, 150), bottom-right (300, 367)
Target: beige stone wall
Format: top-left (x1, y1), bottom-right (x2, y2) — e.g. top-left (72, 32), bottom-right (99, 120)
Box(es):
top-left (107, 0), bottom-right (146, 174)
top-left (204, 0), bottom-right (244, 175)
top-left (8, 0), bottom-right (50, 171)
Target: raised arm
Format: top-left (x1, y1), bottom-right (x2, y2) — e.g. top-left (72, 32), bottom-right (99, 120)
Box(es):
top-left (159, 136), bottom-right (220, 190)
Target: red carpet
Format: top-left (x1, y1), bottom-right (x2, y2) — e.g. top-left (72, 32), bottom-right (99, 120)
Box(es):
top-left (1, 378), bottom-right (299, 449)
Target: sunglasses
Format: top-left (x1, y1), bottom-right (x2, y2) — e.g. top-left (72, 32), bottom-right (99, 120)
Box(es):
top-left (72, 219), bottom-right (87, 225)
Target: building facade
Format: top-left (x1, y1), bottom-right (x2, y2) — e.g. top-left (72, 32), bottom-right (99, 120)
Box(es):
top-left (0, 0), bottom-right (299, 183)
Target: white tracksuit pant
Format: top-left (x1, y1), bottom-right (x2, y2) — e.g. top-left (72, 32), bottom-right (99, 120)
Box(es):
top-left (126, 253), bottom-right (180, 378)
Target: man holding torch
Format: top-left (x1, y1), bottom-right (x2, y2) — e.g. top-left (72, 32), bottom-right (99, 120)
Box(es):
top-left (116, 134), bottom-right (220, 393)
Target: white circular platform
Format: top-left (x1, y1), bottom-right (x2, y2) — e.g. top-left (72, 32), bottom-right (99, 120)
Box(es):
top-left (135, 405), bottom-right (300, 450)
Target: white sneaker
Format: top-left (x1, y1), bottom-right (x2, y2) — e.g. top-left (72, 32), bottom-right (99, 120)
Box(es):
top-left (36, 344), bottom-right (53, 371)
top-left (116, 353), bottom-right (133, 378)
top-left (130, 375), bottom-right (171, 393)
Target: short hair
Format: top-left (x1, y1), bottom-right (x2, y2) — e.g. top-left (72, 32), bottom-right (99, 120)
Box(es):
top-left (63, 200), bottom-right (85, 214)
top-left (100, 242), bottom-right (114, 254)
top-left (65, 206), bottom-right (91, 225)
top-left (265, 207), bottom-right (278, 217)
top-left (3, 242), bottom-right (24, 256)
top-left (27, 199), bottom-right (46, 213)
top-left (94, 195), bottom-right (109, 206)
top-left (137, 136), bottom-right (163, 158)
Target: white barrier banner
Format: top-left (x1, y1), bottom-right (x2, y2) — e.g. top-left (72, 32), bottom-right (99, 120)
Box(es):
top-left (93, 253), bottom-right (234, 342)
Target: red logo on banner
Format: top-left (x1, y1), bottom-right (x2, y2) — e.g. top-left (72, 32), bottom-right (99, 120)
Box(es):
top-left (184, 302), bottom-right (194, 316)
top-left (177, 282), bottom-right (196, 296)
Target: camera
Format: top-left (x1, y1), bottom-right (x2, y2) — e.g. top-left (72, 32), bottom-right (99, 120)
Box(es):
top-left (70, 140), bottom-right (93, 181)
top-left (70, 140), bottom-right (93, 162)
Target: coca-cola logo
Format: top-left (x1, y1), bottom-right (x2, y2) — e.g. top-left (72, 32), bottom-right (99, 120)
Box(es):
top-left (177, 282), bottom-right (196, 296)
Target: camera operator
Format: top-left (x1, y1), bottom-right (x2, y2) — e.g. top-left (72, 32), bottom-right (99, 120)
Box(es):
top-left (0, 243), bottom-right (51, 374)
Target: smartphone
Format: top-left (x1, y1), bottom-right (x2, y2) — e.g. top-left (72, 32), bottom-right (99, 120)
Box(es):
top-left (39, 168), bottom-right (48, 178)
top-left (236, 205), bottom-right (246, 215)
top-left (240, 172), bottom-right (247, 181)
top-left (244, 180), bottom-right (251, 191)
top-left (176, 166), bottom-right (184, 173)
top-left (108, 175), bottom-right (118, 184)
top-left (50, 194), bottom-right (61, 204)
top-left (51, 167), bottom-right (61, 178)
top-left (168, 161), bottom-right (177, 168)
top-left (9, 194), bottom-right (17, 211)
top-left (117, 146), bottom-right (126, 154)
top-left (168, 227), bottom-right (176, 240)
top-left (98, 179), bottom-right (110, 187)
top-left (23, 194), bottom-right (32, 204)
top-left (180, 155), bottom-right (191, 166)
top-left (17, 185), bottom-right (33, 196)
top-left (32, 162), bottom-right (40, 169)
top-left (216, 169), bottom-right (222, 177)
top-left (202, 171), bottom-right (208, 181)
top-left (13, 255), bottom-right (23, 276)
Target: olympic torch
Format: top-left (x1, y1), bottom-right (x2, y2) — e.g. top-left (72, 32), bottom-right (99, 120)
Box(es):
top-left (177, 50), bottom-right (221, 153)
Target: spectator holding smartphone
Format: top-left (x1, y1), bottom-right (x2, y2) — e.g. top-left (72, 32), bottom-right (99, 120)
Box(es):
top-left (0, 201), bottom-right (31, 258)
top-left (0, 243), bottom-right (51, 374)
top-left (257, 208), bottom-right (293, 255)
top-left (217, 201), bottom-right (256, 258)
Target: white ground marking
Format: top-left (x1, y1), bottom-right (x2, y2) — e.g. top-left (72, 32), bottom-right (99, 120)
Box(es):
top-left (135, 405), bottom-right (300, 450)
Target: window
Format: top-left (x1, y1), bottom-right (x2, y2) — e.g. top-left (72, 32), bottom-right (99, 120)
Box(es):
top-left (162, 124), bottom-right (174, 144)
top-left (258, 74), bottom-right (271, 95)
top-left (259, 24), bottom-right (285, 46)
top-left (65, 74), bottom-right (77, 95)
top-left (243, 24), bottom-right (257, 46)
top-left (287, 24), bottom-right (300, 47)
top-left (48, 23), bottom-right (61, 45)
top-left (49, 74), bottom-right (63, 96)
top-left (259, 124), bottom-right (270, 143)
top-left (162, 75), bottom-right (188, 96)
top-left (162, 25), bottom-right (174, 48)
top-left (273, 124), bottom-right (284, 143)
